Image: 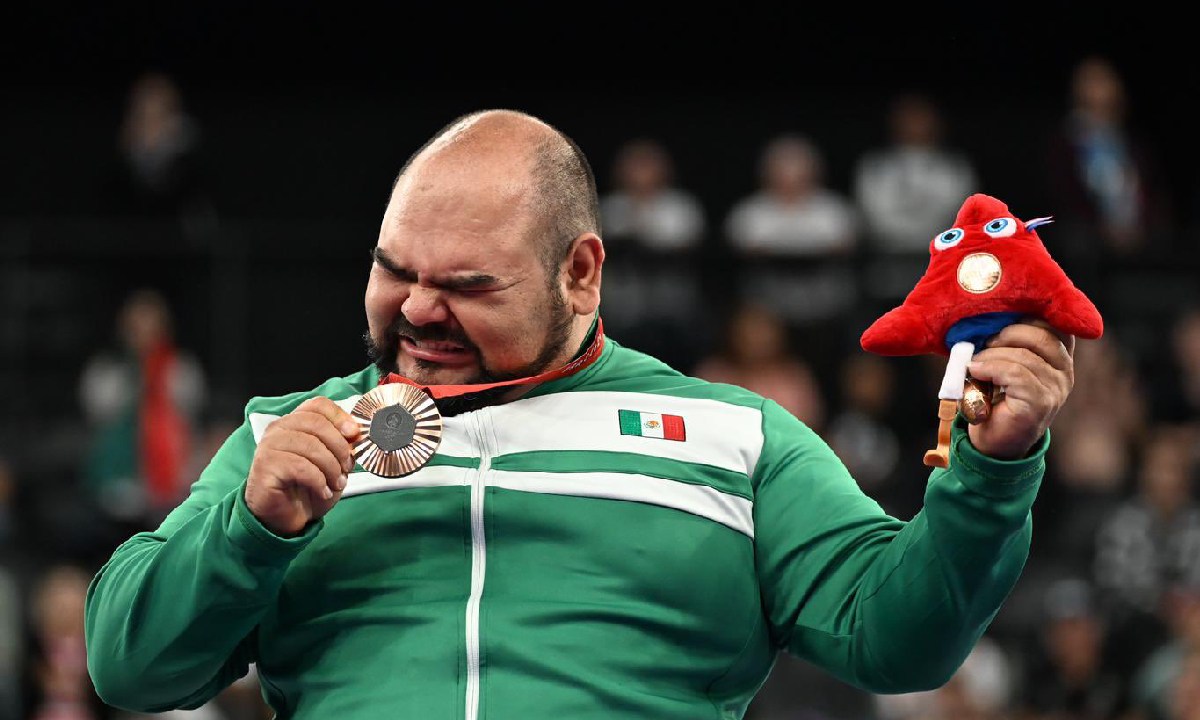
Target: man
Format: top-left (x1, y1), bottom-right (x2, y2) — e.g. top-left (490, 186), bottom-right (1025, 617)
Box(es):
top-left (85, 109), bottom-right (1076, 719)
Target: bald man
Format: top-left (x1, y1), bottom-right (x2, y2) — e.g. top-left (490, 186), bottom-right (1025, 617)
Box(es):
top-left (85, 109), bottom-right (1075, 719)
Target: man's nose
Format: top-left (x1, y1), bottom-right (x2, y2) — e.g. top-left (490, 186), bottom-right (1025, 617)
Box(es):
top-left (401, 286), bottom-right (451, 326)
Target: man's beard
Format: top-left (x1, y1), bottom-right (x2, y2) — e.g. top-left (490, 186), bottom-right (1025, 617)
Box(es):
top-left (364, 290), bottom-right (574, 416)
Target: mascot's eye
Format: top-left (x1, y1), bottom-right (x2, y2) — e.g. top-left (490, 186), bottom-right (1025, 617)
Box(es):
top-left (983, 217), bottom-right (1017, 238)
top-left (933, 228), bottom-right (965, 251)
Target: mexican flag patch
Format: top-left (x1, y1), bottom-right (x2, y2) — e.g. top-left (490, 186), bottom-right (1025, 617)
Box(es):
top-left (618, 409), bottom-right (686, 441)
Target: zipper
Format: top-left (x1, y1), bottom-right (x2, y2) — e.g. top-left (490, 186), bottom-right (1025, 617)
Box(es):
top-left (464, 409), bottom-right (493, 720)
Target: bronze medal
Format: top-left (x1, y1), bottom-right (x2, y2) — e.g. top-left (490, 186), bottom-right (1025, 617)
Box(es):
top-left (959, 377), bottom-right (1005, 425)
top-left (351, 384), bottom-right (443, 477)
top-left (957, 252), bottom-right (1002, 294)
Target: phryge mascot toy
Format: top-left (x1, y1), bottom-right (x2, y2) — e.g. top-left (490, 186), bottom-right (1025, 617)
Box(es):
top-left (860, 193), bottom-right (1104, 468)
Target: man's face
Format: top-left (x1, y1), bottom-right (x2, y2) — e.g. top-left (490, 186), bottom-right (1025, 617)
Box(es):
top-left (364, 158), bottom-right (574, 390)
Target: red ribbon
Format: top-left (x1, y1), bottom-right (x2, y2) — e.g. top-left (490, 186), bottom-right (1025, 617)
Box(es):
top-left (381, 318), bottom-right (605, 399)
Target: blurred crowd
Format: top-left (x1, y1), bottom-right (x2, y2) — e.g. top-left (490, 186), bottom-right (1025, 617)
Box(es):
top-left (1, 54), bottom-right (1198, 720)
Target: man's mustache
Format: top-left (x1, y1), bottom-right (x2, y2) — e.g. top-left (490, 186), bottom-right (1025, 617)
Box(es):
top-left (385, 315), bottom-right (476, 350)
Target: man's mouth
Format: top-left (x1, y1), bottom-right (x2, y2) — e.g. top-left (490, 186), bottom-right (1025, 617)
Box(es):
top-left (399, 336), bottom-right (476, 366)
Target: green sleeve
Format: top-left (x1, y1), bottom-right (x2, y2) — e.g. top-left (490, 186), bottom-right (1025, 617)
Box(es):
top-left (753, 400), bottom-right (1045, 694)
top-left (84, 418), bottom-right (323, 712)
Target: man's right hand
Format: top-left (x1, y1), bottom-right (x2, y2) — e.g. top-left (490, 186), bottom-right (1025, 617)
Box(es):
top-left (245, 396), bottom-right (360, 537)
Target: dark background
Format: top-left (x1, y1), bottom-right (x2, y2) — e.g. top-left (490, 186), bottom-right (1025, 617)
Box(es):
top-left (5, 2), bottom-right (1195, 222)
top-left (4, 1), bottom-right (1195, 397)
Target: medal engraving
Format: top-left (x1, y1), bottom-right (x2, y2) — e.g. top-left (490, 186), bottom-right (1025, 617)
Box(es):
top-left (370, 406), bottom-right (416, 451)
top-left (351, 384), bottom-right (442, 477)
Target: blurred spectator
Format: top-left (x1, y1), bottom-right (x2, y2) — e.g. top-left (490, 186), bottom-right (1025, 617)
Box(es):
top-left (1038, 413), bottom-right (1132, 569)
top-left (1131, 583), bottom-right (1200, 720)
top-left (599, 137), bottom-right (707, 252)
top-left (78, 289), bottom-right (207, 532)
top-left (726, 133), bottom-right (858, 256)
top-left (24, 565), bottom-right (105, 720)
top-left (1093, 425), bottom-right (1200, 680)
top-left (724, 133), bottom-right (860, 327)
top-left (1014, 576), bottom-right (1128, 720)
top-left (1052, 414), bottom-right (1133, 496)
top-left (824, 353), bottom-right (908, 514)
top-left (851, 92), bottom-right (980, 312)
top-left (1166, 649), bottom-right (1200, 720)
top-left (1034, 333), bottom-right (1148, 573)
top-left (1053, 334), bottom-right (1149, 456)
top-left (1094, 426), bottom-right (1200, 611)
top-left (1043, 55), bottom-right (1173, 267)
top-left (598, 137), bottom-right (710, 371)
top-left (875, 635), bottom-right (1015, 720)
top-left (21, 564), bottom-right (242, 720)
top-left (853, 92), bottom-right (980, 254)
top-left (693, 301), bottom-right (825, 432)
top-left (1145, 307), bottom-right (1200, 425)
top-left (110, 71), bottom-right (214, 229)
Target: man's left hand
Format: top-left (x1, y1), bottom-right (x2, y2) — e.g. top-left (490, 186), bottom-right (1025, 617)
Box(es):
top-left (965, 319), bottom-right (1076, 460)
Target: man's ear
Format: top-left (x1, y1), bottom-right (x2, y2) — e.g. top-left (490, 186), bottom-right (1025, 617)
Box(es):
top-left (564, 233), bottom-right (604, 315)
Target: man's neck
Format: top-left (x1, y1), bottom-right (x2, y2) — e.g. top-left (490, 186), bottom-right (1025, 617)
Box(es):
top-left (569, 313), bottom-right (600, 360)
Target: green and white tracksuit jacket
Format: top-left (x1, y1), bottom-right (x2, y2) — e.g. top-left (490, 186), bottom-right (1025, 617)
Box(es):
top-left (85, 337), bottom-right (1047, 719)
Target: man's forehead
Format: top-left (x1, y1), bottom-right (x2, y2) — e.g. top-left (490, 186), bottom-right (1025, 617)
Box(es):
top-left (382, 192), bottom-right (532, 244)
top-left (388, 158), bottom-right (535, 223)
top-left (389, 147), bottom-right (535, 214)
top-left (379, 141), bottom-right (544, 269)
top-left (406, 150), bottom-right (532, 193)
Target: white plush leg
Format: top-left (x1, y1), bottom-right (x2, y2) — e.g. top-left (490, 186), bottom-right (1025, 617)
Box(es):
top-left (938, 341), bottom-right (976, 400)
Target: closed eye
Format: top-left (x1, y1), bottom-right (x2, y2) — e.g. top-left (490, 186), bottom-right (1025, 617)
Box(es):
top-left (441, 283), bottom-right (499, 296)
top-left (370, 247), bottom-right (508, 293)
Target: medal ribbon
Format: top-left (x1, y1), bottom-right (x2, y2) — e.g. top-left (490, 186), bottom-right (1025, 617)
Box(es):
top-left (380, 318), bottom-right (606, 399)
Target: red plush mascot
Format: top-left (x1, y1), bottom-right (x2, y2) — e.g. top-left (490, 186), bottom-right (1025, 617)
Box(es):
top-left (861, 193), bottom-right (1104, 468)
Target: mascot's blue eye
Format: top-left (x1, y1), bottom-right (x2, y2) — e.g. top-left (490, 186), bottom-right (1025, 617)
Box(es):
top-left (983, 217), bottom-right (1017, 238)
top-left (933, 228), bottom-right (964, 251)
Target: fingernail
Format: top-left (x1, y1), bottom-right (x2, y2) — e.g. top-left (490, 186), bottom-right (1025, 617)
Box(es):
top-left (323, 486), bottom-right (334, 500)
top-left (341, 420), bottom-right (358, 436)
top-left (338, 474), bottom-right (348, 491)
top-left (343, 456), bottom-right (353, 473)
